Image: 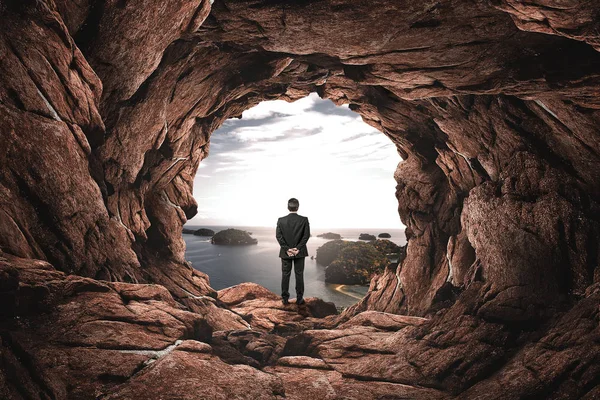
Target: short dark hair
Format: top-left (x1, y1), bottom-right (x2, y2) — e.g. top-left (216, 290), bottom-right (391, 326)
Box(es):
top-left (288, 198), bottom-right (299, 212)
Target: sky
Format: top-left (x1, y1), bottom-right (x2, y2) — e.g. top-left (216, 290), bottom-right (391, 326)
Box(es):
top-left (188, 93), bottom-right (404, 229)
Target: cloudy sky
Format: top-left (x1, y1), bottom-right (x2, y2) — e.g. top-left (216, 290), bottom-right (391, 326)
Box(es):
top-left (188, 93), bottom-right (404, 229)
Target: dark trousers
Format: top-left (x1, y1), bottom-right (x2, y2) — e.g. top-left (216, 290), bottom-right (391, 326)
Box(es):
top-left (281, 257), bottom-right (305, 300)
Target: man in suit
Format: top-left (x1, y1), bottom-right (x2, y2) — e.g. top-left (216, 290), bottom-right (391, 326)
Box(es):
top-left (276, 198), bottom-right (310, 305)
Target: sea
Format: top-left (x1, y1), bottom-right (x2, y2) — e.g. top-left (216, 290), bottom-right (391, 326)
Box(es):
top-left (184, 225), bottom-right (406, 307)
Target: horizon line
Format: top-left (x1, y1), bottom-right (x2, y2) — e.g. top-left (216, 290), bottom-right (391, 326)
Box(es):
top-left (184, 223), bottom-right (405, 230)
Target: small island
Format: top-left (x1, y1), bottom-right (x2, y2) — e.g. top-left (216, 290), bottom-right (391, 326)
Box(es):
top-left (317, 232), bottom-right (342, 240)
top-left (193, 228), bottom-right (215, 237)
top-left (370, 239), bottom-right (401, 255)
top-left (325, 242), bottom-right (389, 284)
top-left (315, 240), bottom-right (348, 266)
top-left (211, 228), bottom-right (258, 245)
top-left (378, 232), bottom-right (391, 238)
top-left (358, 233), bottom-right (376, 241)
top-left (316, 239), bottom-right (404, 285)
top-left (182, 227), bottom-right (215, 236)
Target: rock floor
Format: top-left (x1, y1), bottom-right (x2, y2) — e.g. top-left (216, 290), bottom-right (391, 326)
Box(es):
top-left (2, 253), bottom-right (598, 399)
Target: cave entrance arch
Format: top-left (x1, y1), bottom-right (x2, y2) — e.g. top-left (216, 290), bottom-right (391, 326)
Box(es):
top-left (184, 92), bottom-right (406, 307)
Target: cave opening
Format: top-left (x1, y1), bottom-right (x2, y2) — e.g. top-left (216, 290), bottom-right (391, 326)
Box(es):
top-left (183, 92), bottom-right (406, 307)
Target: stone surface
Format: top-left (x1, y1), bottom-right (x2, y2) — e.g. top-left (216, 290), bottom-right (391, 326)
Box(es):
top-left (264, 365), bottom-right (447, 400)
top-left (285, 285), bottom-right (600, 398)
top-left (104, 351), bottom-right (285, 400)
top-left (1, 1), bottom-right (600, 399)
top-left (211, 329), bottom-right (286, 368)
top-left (494, 0), bottom-right (600, 51)
top-left (218, 283), bottom-right (338, 332)
top-left (218, 282), bottom-right (280, 306)
top-left (0, 254), bottom-right (212, 399)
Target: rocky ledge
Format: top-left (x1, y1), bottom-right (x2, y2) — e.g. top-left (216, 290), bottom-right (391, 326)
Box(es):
top-left (0, 254), bottom-right (442, 399)
top-left (2, 253), bottom-right (597, 399)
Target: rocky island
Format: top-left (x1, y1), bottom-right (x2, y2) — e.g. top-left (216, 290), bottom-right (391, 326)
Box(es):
top-left (317, 232), bottom-right (342, 239)
top-left (315, 239), bottom-right (348, 266)
top-left (182, 228), bottom-right (215, 236)
top-left (211, 229), bottom-right (258, 245)
top-left (1, 1), bottom-right (599, 399)
top-left (317, 239), bottom-right (404, 284)
top-left (358, 233), bottom-right (376, 241)
top-left (325, 242), bottom-right (390, 284)
top-left (378, 232), bottom-right (391, 238)
top-left (193, 228), bottom-right (215, 237)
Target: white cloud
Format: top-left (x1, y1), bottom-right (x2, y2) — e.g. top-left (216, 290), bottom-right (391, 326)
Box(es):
top-left (241, 93), bottom-right (320, 120)
top-left (213, 165), bottom-right (250, 173)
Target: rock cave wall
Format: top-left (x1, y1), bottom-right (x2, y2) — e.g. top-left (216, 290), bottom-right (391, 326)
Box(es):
top-left (1, 1), bottom-right (599, 398)
top-left (2, 0), bottom-right (599, 316)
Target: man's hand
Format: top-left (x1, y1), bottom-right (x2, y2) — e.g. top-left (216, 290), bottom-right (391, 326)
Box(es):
top-left (286, 248), bottom-right (300, 257)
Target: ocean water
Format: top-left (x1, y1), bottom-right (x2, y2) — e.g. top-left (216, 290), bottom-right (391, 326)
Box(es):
top-left (184, 225), bottom-right (406, 307)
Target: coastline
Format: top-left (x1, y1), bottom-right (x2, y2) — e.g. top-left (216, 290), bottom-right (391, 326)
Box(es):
top-left (329, 283), bottom-right (369, 300)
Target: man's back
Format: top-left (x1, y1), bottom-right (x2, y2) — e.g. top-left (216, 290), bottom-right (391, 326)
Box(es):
top-left (276, 213), bottom-right (310, 258)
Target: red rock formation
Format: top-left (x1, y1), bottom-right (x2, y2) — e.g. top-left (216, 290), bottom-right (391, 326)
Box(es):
top-left (1, 0), bottom-right (599, 398)
top-left (218, 283), bottom-right (338, 332)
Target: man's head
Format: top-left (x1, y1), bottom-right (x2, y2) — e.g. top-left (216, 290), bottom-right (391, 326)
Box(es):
top-left (288, 198), bottom-right (299, 212)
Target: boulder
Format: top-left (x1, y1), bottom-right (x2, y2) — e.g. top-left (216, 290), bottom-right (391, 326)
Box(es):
top-left (218, 282), bottom-right (280, 306)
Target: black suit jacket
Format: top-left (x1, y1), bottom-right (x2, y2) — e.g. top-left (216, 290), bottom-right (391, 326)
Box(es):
top-left (276, 213), bottom-right (310, 259)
